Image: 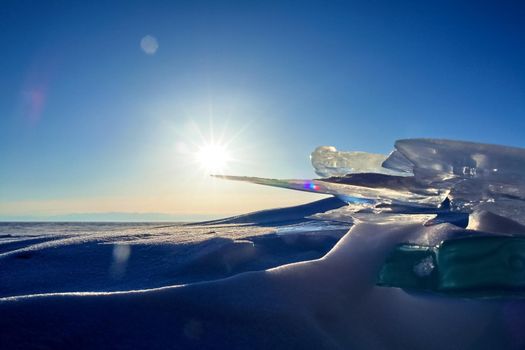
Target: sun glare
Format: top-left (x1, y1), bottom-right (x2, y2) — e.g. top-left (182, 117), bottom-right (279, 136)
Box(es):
top-left (195, 143), bottom-right (231, 173)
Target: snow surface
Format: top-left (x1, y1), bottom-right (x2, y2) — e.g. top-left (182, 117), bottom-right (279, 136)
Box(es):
top-left (2, 220), bottom-right (524, 349)
top-left (2, 139), bottom-right (525, 349)
top-left (0, 198), bottom-right (350, 299)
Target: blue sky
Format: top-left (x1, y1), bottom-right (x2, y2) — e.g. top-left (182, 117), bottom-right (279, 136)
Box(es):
top-left (1, 0), bottom-right (524, 220)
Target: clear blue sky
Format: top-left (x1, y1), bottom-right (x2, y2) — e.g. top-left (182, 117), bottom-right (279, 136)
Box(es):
top-left (1, 0), bottom-right (524, 220)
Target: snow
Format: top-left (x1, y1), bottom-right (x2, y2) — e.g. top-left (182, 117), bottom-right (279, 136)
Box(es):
top-left (0, 202), bottom-right (349, 299)
top-left (2, 138), bottom-right (525, 349)
top-left (1, 220), bottom-right (522, 349)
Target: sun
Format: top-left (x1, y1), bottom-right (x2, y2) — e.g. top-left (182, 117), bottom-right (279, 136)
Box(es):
top-left (195, 142), bottom-right (231, 173)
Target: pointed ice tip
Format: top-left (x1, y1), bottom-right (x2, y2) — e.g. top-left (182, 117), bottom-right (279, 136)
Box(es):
top-left (211, 174), bottom-right (246, 181)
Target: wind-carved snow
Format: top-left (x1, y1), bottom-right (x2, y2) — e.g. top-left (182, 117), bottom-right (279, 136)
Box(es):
top-left (217, 138), bottom-right (525, 228)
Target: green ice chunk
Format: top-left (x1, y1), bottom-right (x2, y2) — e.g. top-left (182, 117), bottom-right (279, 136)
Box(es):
top-left (377, 236), bottom-right (525, 297)
top-left (437, 236), bottom-right (525, 292)
top-left (377, 244), bottom-right (438, 290)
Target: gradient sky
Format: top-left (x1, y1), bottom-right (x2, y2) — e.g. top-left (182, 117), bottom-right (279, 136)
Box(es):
top-left (1, 0), bottom-right (524, 220)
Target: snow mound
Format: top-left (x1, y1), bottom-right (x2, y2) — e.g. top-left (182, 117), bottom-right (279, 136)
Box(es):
top-left (0, 201), bottom-right (350, 299)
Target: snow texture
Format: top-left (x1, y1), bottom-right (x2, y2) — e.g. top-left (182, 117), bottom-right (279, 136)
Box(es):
top-left (2, 221), bottom-right (524, 349)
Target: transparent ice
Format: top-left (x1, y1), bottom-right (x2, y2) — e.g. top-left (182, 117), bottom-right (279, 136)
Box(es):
top-left (217, 138), bottom-right (525, 228)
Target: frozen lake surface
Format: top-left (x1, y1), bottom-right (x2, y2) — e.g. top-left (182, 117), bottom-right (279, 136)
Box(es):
top-left (0, 198), bottom-right (350, 299)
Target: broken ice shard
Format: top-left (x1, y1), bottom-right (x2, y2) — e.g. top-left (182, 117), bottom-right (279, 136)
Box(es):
top-left (383, 139), bottom-right (525, 225)
top-left (310, 146), bottom-right (404, 177)
top-left (216, 138), bottom-right (525, 227)
top-left (216, 138), bottom-right (525, 297)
